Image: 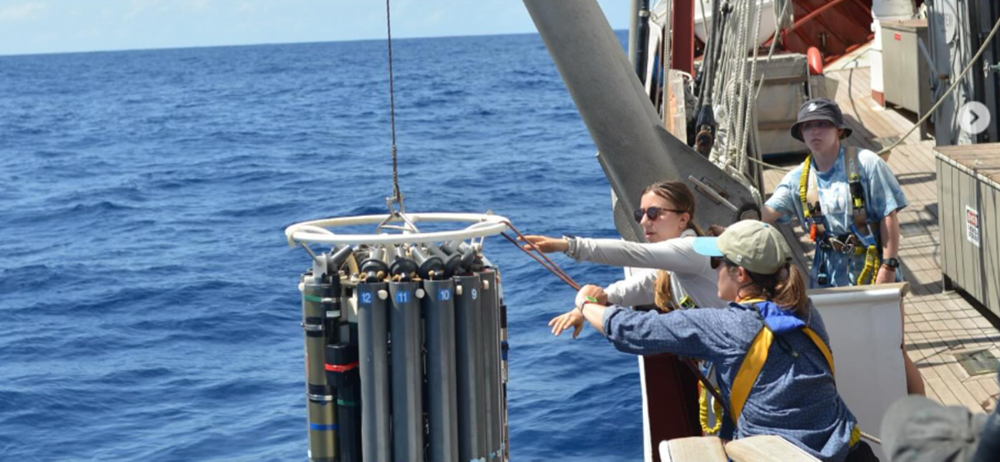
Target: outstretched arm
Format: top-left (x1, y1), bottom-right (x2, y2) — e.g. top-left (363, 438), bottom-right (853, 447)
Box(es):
top-left (579, 302), bottom-right (610, 335)
top-left (519, 234), bottom-right (569, 253)
top-left (521, 233), bottom-right (708, 276)
top-left (605, 271), bottom-right (657, 307)
top-left (580, 299), bottom-right (738, 361)
top-left (570, 237), bottom-right (708, 276)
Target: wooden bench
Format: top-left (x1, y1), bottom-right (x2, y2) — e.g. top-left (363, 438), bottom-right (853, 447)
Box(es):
top-left (659, 435), bottom-right (820, 462)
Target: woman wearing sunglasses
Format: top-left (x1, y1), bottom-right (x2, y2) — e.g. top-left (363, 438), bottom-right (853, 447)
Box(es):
top-left (522, 180), bottom-right (734, 437)
top-left (520, 180), bottom-right (726, 338)
top-left (575, 220), bottom-right (876, 462)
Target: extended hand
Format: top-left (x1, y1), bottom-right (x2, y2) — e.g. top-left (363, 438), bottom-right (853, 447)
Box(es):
top-left (548, 309), bottom-right (585, 338)
top-left (574, 284), bottom-right (608, 308)
top-left (518, 235), bottom-right (569, 253)
top-left (707, 224), bottom-right (728, 237)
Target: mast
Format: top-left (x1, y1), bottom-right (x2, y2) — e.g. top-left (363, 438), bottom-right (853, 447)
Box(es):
top-left (523, 0), bottom-right (758, 242)
top-left (628, 0), bottom-right (651, 83)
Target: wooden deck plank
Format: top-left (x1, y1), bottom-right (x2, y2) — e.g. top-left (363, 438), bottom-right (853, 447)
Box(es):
top-left (927, 377), bottom-right (963, 406)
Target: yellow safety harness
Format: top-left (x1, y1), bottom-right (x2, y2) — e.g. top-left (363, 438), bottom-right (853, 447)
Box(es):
top-left (728, 299), bottom-right (863, 447)
top-left (798, 146), bottom-right (880, 285)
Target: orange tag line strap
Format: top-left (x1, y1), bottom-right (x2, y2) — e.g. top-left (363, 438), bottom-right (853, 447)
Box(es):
top-left (499, 229), bottom-right (580, 291)
top-left (325, 362), bottom-right (359, 373)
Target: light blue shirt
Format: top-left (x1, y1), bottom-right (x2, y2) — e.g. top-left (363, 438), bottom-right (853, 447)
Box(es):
top-left (765, 146), bottom-right (908, 288)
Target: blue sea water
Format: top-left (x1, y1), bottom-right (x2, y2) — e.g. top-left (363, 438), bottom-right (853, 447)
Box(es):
top-left (0, 33), bottom-right (645, 461)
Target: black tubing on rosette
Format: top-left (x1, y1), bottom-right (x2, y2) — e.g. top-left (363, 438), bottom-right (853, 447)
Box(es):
top-left (326, 342), bottom-right (361, 462)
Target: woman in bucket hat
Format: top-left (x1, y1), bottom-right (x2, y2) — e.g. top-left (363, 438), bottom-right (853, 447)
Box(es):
top-left (761, 98), bottom-right (924, 395)
top-left (575, 220), bottom-right (877, 462)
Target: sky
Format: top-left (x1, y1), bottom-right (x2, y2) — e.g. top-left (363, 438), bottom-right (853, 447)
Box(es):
top-left (0, 0), bottom-right (630, 56)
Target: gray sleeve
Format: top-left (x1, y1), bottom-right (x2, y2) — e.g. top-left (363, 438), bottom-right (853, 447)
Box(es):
top-left (605, 270), bottom-right (657, 307)
top-left (601, 306), bottom-right (747, 362)
top-left (567, 237), bottom-right (708, 275)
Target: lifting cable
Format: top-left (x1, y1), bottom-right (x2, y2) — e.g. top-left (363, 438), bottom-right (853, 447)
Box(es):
top-left (384, 0), bottom-right (404, 214)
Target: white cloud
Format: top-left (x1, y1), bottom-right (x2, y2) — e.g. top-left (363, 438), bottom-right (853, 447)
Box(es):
top-left (0, 2), bottom-right (47, 22)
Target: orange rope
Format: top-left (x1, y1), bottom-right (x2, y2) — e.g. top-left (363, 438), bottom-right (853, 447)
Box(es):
top-left (499, 231), bottom-right (580, 291)
top-left (498, 220), bottom-right (580, 291)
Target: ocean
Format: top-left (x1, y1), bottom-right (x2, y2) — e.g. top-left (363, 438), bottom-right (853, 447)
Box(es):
top-left (0, 32), bottom-right (646, 461)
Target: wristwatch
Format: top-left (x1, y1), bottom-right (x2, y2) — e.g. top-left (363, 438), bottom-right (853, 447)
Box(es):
top-left (562, 235), bottom-right (577, 256)
top-left (883, 258), bottom-right (900, 271)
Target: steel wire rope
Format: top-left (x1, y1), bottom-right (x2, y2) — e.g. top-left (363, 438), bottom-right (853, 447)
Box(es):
top-left (385, 0), bottom-right (403, 210)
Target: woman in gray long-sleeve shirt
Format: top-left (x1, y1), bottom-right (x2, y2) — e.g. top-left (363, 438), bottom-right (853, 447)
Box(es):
top-left (520, 180), bottom-right (724, 337)
top-left (575, 220), bottom-right (875, 462)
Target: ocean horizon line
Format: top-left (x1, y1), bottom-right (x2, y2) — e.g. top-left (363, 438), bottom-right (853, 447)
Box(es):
top-left (0, 28), bottom-right (628, 59)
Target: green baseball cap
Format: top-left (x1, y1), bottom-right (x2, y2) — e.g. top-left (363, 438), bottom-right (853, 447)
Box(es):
top-left (693, 220), bottom-right (792, 274)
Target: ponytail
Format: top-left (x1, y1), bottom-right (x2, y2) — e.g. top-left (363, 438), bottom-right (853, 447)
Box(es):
top-left (738, 263), bottom-right (810, 317)
top-left (772, 264), bottom-right (809, 316)
top-left (654, 270), bottom-right (673, 312)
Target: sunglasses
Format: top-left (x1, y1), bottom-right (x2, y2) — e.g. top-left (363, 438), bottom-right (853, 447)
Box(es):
top-left (710, 256), bottom-right (737, 270)
top-left (633, 206), bottom-right (685, 223)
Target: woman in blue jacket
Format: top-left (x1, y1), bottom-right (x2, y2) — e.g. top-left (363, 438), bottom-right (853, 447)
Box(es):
top-left (574, 220), bottom-right (874, 462)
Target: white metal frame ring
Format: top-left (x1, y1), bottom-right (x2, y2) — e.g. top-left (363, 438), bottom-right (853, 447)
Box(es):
top-left (284, 212), bottom-right (509, 246)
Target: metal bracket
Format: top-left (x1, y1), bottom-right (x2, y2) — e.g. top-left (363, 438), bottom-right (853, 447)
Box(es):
top-left (688, 175), bottom-right (739, 212)
top-left (376, 194), bottom-right (419, 235)
top-left (985, 61), bottom-right (1000, 77)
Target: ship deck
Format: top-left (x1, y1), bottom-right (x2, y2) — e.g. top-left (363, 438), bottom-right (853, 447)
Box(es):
top-left (761, 66), bottom-right (1000, 414)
